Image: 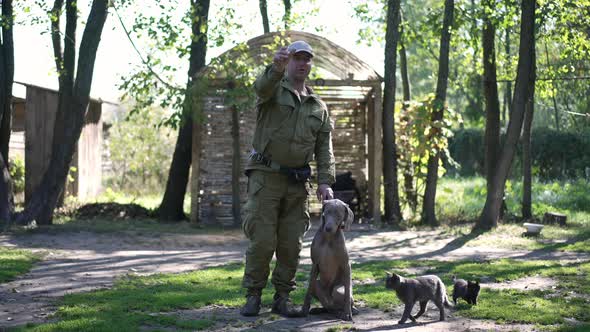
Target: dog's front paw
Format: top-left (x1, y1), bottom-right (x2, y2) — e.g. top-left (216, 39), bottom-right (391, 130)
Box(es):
top-left (398, 319), bottom-right (407, 324)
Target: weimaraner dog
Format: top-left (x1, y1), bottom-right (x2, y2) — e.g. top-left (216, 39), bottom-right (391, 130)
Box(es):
top-left (301, 199), bottom-right (357, 321)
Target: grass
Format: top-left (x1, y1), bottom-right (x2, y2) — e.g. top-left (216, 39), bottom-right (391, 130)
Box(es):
top-left (0, 247), bottom-right (41, 283)
top-left (353, 258), bottom-right (590, 328)
top-left (435, 177), bottom-right (590, 224)
top-left (432, 177), bottom-right (590, 252)
top-left (18, 259), bottom-right (590, 331)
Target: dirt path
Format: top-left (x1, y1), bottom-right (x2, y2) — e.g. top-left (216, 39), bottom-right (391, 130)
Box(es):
top-left (1, 221), bottom-right (587, 330)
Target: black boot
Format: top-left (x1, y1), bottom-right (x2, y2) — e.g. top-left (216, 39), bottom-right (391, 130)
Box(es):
top-left (240, 294), bottom-right (261, 317)
top-left (271, 292), bottom-right (301, 317)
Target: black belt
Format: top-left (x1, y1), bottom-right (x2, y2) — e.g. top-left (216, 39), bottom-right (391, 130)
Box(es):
top-left (248, 152), bottom-right (311, 183)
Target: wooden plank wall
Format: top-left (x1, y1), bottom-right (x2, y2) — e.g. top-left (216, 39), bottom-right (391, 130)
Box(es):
top-left (25, 87), bottom-right (59, 203)
top-left (196, 94), bottom-right (255, 225)
top-left (193, 91), bottom-right (368, 225)
top-left (24, 86), bottom-right (102, 202)
top-left (73, 102), bottom-right (103, 200)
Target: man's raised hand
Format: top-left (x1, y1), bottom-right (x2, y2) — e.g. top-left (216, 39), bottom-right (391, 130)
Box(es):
top-left (273, 46), bottom-right (291, 72)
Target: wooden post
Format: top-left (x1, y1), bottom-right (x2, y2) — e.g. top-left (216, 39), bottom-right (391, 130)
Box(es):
top-left (190, 104), bottom-right (204, 224)
top-left (231, 105), bottom-right (241, 226)
top-left (373, 84), bottom-right (383, 223)
top-left (366, 90), bottom-right (375, 221)
top-left (366, 84), bottom-right (382, 222)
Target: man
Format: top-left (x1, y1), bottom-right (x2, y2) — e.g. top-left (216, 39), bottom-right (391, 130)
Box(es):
top-left (240, 40), bottom-right (336, 317)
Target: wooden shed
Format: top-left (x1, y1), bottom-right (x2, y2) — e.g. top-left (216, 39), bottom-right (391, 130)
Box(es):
top-left (191, 31), bottom-right (383, 225)
top-left (10, 83), bottom-right (103, 202)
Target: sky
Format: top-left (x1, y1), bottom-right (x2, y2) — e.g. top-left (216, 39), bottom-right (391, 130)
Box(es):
top-left (13, 0), bottom-right (385, 103)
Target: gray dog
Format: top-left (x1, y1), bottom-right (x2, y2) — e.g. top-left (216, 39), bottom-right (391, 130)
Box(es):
top-left (301, 199), bottom-right (356, 321)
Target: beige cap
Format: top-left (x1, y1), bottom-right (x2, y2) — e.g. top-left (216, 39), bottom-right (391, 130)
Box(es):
top-left (288, 40), bottom-right (314, 57)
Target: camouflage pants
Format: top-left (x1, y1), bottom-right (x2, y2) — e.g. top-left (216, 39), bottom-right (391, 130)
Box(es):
top-left (241, 170), bottom-right (311, 295)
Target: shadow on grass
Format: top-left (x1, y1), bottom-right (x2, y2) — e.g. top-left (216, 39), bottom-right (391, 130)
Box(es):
top-left (403, 229), bottom-right (484, 260)
top-left (354, 320), bottom-right (439, 331)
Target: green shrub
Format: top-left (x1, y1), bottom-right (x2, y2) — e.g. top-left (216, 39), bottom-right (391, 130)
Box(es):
top-left (9, 156), bottom-right (25, 194)
top-left (105, 107), bottom-right (176, 195)
top-left (447, 127), bottom-right (590, 179)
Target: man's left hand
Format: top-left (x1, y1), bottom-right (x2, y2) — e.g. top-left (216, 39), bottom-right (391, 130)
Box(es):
top-left (317, 184), bottom-right (334, 202)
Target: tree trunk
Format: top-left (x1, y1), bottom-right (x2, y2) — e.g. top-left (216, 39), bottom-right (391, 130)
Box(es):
top-left (503, 27), bottom-right (512, 127)
top-left (0, 0), bottom-right (14, 225)
top-left (482, 0), bottom-right (501, 200)
top-left (14, 0), bottom-right (109, 226)
top-left (477, 0), bottom-right (536, 230)
top-left (0, 155), bottom-right (13, 227)
top-left (282, 0), bottom-right (291, 30)
top-left (231, 106), bottom-right (241, 225)
top-left (382, 0), bottom-right (403, 224)
top-left (259, 0), bottom-right (270, 34)
top-left (0, 0), bottom-right (14, 162)
top-left (50, 0), bottom-right (65, 85)
top-left (1, 0), bottom-right (14, 166)
top-left (158, 0), bottom-right (210, 221)
top-left (421, 0), bottom-right (454, 226)
top-left (399, 15), bottom-right (416, 211)
top-left (522, 50), bottom-right (536, 220)
top-left (468, 0), bottom-right (482, 118)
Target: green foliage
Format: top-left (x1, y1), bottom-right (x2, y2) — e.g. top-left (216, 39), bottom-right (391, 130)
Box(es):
top-left (447, 128), bottom-right (485, 176)
top-left (447, 127), bottom-right (590, 179)
top-left (117, 0), bottom-right (199, 129)
top-left (0, 247), bottom-right (40, 283)
top-left (8, 156), bottom-right (25, 194)
top-left (351, 0), bottom-right (590, 131)
top-left (190, 32), bottom-right (294, 120)
top-left (396, 94), bottom-right (462, 210)
top-left (106, 107), bottom-right (175, 195)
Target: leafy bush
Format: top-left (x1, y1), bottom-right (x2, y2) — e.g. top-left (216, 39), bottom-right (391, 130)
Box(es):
top-left (447, 127), bottom-right (590, 179)
top-left (395, 94), bottom-right (462, 210)
top-left (447, 128), bottom-right (484, 176)
top-left (8, 156), bottom-right (25, 194)
top-left (105, 107), bottom-right (176, 195)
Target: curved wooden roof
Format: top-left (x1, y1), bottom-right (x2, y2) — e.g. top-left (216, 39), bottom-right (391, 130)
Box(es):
top-left (209, 30), bottom-right (381, 82)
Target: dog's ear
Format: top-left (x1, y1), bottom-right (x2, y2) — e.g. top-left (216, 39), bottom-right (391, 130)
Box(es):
top-left (385, 271), bottom-right (392, 278)
top-left (343, 202), bottom-right (354, 231)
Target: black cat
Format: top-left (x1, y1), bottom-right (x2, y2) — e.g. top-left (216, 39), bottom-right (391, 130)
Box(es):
top-left (452, 276), bottom-right (480, 305)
